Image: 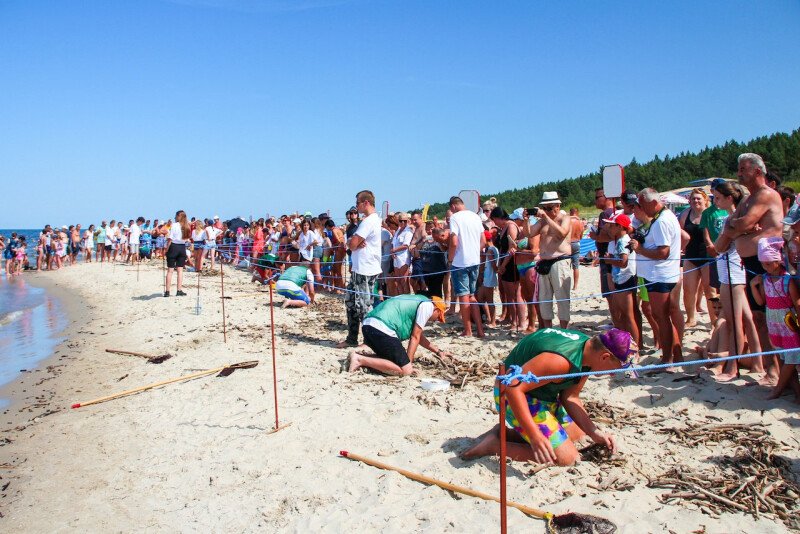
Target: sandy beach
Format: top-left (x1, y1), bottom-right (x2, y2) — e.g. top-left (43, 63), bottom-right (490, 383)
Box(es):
top-left (1, 261), bottom-right (798, 533)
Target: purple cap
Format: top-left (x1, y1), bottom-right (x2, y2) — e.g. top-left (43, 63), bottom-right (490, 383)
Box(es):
top-left (599, 328), bottom-right (637, 367)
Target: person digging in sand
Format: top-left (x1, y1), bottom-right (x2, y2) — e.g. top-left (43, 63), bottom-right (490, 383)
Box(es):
top-left (275, 264), bottom-right (315, 308)
top-left (347, 295), bottom-right (452, 376)
top-left (461, 327), bottom-right (636, 466)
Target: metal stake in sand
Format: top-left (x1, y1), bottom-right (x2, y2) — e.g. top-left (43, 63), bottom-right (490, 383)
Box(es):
top-left (137, 256), bottom-right (140, 281)
top-left (163, 254), bottom-right (167, 294)
top-left (498, 363), bottom-right (508, 534)
top-left (725, 253), bottom-right (741, 369)
top-left (220, 263), bottom-right (227, 343)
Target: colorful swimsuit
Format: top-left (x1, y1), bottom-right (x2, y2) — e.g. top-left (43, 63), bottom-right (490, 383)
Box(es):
top-left (764, 273), bottom-right (800, 365)
top-left (494, 386), bottom-right (572, 449)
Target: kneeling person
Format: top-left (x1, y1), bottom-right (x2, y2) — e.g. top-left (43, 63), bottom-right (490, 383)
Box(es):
top-left (276, 265), bottom-right (315, 308)
top-left (462, 327), bottom-right (636, 466)
top-left (348, 295), bottom-right (450, 376)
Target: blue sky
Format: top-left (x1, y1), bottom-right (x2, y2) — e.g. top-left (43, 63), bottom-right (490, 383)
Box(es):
top-left (1, 0), bottom-right (799, 227)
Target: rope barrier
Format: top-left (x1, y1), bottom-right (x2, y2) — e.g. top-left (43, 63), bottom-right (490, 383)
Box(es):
top-left (496, 346), bottom-right (800, 385)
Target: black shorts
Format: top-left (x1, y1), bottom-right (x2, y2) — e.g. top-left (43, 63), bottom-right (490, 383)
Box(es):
top-left (166, 243), bottom-right (187, 269)
top-left (642, 279), bottom-right (676, 293)
top-left (105, 245), bottom-right (113, 252)
top-left (362, 324), bottom-right (410, 368)
top-left (708, 261), bottom-right (720, 290)
top-left (614, 276), bottom-right (638, 293)
top-left (741, 255), bottom-right (766, 313)
top-left (500, 263), bottom-right (520, 283)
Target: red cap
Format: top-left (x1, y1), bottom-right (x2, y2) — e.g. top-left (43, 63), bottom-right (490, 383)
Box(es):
top-left (483, 230), bottom-right (493, 241)
top-left (602, 213), bottom-right (632, 230)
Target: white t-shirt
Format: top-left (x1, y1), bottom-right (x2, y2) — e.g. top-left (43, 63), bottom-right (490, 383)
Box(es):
top-left (297, 230), bottom-right (319, 261)
top-left (169, 225), bottom-right (186, 245)
top-left (352, 213), bottom-right (382, 276)
top-left (449, 209), bottom-right (483, 268)
top-left (129, 223), bottom-right (141, 245)
top-left (637, 208), bottom-right (681, 283)
top-left (205, 226), bottom-right (218, 245)
top-left (362, 301), bottom-right (435, 338)
top-left (609, 234), bottom-right (636, 285)
top-left (192, 229), bottom-right (205, 242)
top-left (391, 226), bottom-right (414, 268)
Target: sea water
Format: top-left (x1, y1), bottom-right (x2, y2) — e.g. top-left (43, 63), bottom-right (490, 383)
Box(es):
top-left (0, 231), bottom-right (68, 407)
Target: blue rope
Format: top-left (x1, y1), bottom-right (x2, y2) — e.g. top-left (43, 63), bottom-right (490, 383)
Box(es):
top-left (496, 346), bottom-right (800, 384)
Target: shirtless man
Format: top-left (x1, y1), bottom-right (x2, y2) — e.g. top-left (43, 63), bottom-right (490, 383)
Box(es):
top-left (721, 153), bottom-right (783, 383)
top-left (528, 192), bottom-right (573, 328)
top-left (569, 208), bottom-right (585, 290)
top-left (70, 225), bottom-right (81, 265)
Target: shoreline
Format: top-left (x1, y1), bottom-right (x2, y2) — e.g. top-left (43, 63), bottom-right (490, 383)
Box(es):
top-left (0, 272), bottom-right (86, 422)
top-left (0, 260), bottom-right (797, 532)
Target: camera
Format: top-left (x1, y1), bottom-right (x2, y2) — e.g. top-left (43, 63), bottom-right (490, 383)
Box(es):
top-left (631, 230), bottom-right (646, 246)
top-left (528, 207), bottom-right (539, 217)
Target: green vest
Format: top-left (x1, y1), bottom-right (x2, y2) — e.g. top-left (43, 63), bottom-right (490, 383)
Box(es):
top-left (504, 328), bottom-right (589, 402)
top-left (279, 266), bottom-right (309, 287)
top-left (365, 294), bottom-right (429, 341)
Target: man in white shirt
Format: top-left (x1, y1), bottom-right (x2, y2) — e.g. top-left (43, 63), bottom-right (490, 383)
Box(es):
top-left (338, 190), bottom-right (383, 348)
top-left (127, 217), bottom-right (143, 263)
top-left (390, 212), bottom-right (414, 295)
top-left (448, 196), bottom-right (486, 337)
top-left (630, 188), bottom-right (683, 365)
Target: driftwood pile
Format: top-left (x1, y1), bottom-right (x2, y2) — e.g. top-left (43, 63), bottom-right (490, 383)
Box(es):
top-left (650, 423), bottom-right (800, 528)
top-left (416, 354), bottom-right (496, 389)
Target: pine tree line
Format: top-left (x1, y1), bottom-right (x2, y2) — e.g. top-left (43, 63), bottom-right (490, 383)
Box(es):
top-left (425, 128), bottom-right (800, 216)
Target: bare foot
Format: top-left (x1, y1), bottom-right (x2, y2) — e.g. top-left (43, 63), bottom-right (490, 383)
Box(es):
top-left (336, 340), bottom-right (356, 349)
top-left (714, 372), bottom-right (739, 382)
top-left (766, 388), bottom-right (784, 400)
top-left (757, 374), bottom-right (778, 387)
top-left (460, 425), bottom-right (501, 460)
top-left (524, 326), bottom-right (536, 334)
top-left (347, 351), bottom-right (361, 372)
top-left (685, 320), bottom-right (697, 328)
top-left (460, 330), bottom-right (474, 338)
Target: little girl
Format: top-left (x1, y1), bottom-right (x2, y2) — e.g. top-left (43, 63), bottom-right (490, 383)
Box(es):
top-left (751, 237), bottom-right (800, 401)
top-left (477, 235), bottom-right (499, 327)
top-left (14, 237), bottom-right (27, 275)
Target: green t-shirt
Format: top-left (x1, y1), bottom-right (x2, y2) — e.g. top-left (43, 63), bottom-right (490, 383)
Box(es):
top-left (699, 206), bottom-right (727, 244)
top-left (504, 328), bottom-right (589, 402)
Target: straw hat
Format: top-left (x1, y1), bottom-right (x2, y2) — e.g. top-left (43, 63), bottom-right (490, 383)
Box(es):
top-left (539, 191), bottom-right (561, 205)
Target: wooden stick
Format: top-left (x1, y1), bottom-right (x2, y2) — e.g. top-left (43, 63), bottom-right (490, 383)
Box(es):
top-left (499, 363), bottom-right (508, 534)
top-left (71, 361), bottom-right (258, 409)
top-left (106, 349), bottom-right (158, 359)
top-left (269, 283), bottom-right (280, 430)
top-left (339, 451), bottom-right (552, 520)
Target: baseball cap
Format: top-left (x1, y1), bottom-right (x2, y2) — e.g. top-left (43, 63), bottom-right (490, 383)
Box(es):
top-left (213, 215), bottom-right (219, 220)
top-left (509, 208), bottom-right (525, 221)
top-left (598, 328), bottom-right (637, 368)
top-left (783, 202), bottom-right (800, 225)
top-left (603, 213), bottom-right (632, 230)
top-left (431, 296), bottom-right (447, 321)
top-left (621, 190), bottom-right (638, 205)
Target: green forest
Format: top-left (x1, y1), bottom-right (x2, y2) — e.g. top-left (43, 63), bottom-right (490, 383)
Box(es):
top-left (425, 128), bottom-right (800, 216)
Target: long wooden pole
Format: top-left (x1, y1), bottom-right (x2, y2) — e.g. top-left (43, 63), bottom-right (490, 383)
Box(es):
top-left (339, 451), bottom-right (552, 520)
top-left (220, 263), bottom-right (227, 343)
top-left (499, 364), bottom-right (508, 534)
top-left (269, 282), bottom-right (280, 429)
top-left (71, 362), bottom-right (256, 409)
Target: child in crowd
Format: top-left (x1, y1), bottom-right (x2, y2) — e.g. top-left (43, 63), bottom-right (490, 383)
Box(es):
top-left (603, 213), bottom-right (639, 346)
top-left (477, 233), bottom-right (499, 328)
top-left (751, 237), bottom-right (800, 402)
top-left (695, 297), bottom-right (729, 362)
top-left (14, 237), bottom-right (27, 275)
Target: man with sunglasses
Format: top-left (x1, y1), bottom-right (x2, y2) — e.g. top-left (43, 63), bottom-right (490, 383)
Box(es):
top-left (527, 192), bottom-right (573, 328)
